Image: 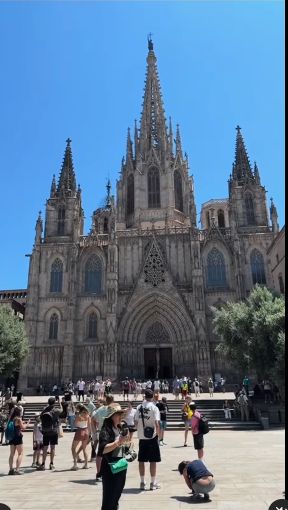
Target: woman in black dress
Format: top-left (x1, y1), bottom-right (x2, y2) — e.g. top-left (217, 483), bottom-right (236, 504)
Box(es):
top-left (98, 403), bottom-right (129, 510)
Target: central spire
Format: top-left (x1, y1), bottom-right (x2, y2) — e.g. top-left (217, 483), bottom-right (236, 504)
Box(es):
top-left (139, 37), bottom-right (169, 158)
top-left (57, 138), bottom-right (77, 195)
top-left (233, 126), bottom-right (253, 182)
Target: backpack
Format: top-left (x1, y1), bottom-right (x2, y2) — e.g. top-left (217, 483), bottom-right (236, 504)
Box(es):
top-left (5, 420), bottom-right (15, 442)
top-left (41, 410), bottom-right (58, 433)
top-left (198, 414), bottom-right (210, 435)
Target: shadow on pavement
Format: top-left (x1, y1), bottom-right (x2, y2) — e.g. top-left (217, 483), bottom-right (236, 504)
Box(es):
top-left (69, 479), bottom-right (95, 485)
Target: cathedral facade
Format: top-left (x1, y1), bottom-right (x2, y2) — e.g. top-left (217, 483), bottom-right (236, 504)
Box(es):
top-left (20, 39), bottom-right (280, 389)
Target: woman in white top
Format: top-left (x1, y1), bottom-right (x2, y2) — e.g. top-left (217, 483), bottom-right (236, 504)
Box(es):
top-left (124, 401), bottom-right (137, 440)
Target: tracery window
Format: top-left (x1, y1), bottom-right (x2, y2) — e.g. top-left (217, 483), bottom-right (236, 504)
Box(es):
top-left (57, 206), bottom-right (65, 235)
top-left (127, 174), bottom-right (135, 216)
top-left (87, 312), bottom-right (97, 339)
top-left (84, 255), bottom-right (102, 294)
top-left (50, 258), bottom-right (63, 293)
top-left (146, 322), bottom-right (169, 344)
top-left (245, 192), bottom-right (255, 225)
top-left (207, 248), bottom-right (227, 289)
top-left (103, 217), bottom-right (108, 233)
top-left (49, 313), bottom-right (59, 340)
top-left (218, 209), bottom-right (225, 228)
top-left (250, 249), bottom-right (266, 285)
top-left (148, 167), bottom-right (160, 208)
top-left (174, 170), bottom-right (183, 212)
top-left (206, 211), bottom-right (210, 228)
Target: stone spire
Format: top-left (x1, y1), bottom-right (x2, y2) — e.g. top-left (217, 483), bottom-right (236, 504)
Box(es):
top-left (253, 161), bottom-right (261, 184)
top-left (106, 179), bottom-right (112, 208)
top-left (138, 36), bottom-right (169, 158)
top-left (35, 211), bottom-right (43, 245)
top-left (232, 126), bottom-right (253, 182)
top-left (270, 197), bottom-right (279, 234)
top-left (175, 124), bottom-right (183, 158)
top-left (126, 127), bottom-right (133, 164)
top-left (57, 138), bottom-right (77, 195)
top-left (168, 116), bottom-right (173, 155)
top-left (50, 174), bottom-right (57, 197)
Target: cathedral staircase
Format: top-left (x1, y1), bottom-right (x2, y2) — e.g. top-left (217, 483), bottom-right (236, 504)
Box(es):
top-left (21, 397), bottom-right (262, 431)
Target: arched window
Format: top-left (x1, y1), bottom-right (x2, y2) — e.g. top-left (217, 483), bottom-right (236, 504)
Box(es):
top-left (57, 206), bottom-right (65, 235)
top-left (174, 170), bottom-right (183, 212)
top-left (206, 211), bottom-right (210, 228)
top-left (50, 258), bottom-right (63, 293)
top-left (85, 255), bottom-right (102, 294)
top-left (250, 249), bottom-right (266, 285)
top-left (218, 209), bottom-right (225, 228)
top-left (207, 248), bottom-right (227, 289)
top-left (49, 313), bottom-right (59, 340)
top-left (245, 193), bottom-right (255, 225)
top-left (278, 274), bottom-right (285, 294)
top-left (87, 312), bottom-right (97, 339)
top-left (127, 174), bottom-right (135, 216)
top-left (103, 217), bottom-right (108, 233)
top-left (148, 167), bottom-right (160, 208)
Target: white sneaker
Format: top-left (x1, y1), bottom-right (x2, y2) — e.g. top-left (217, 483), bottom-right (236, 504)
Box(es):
top-left (150, 482), bottom-right (161, 490)
top-left (140, 481), bottom-right (146, 490)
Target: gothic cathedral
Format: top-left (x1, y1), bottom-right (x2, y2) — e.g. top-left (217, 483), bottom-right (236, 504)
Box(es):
top-left (20, 39), bottom-right (280, 389)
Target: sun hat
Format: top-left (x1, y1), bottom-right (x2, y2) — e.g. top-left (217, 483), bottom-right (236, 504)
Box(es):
top-left (105, 403), bottom-right (126, 420)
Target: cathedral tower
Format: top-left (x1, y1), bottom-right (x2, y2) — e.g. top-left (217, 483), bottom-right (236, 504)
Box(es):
top-left (117, 37), bottom-right (196, 230)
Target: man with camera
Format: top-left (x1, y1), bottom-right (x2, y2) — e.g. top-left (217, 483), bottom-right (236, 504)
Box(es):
top-left (134, 388), bottom-right (161, 491)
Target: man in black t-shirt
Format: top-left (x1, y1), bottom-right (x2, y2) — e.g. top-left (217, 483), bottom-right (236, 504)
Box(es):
top-left (178, 459), bottom-right (215, 502)
top-left (156, 397), bottom-right (169, 446)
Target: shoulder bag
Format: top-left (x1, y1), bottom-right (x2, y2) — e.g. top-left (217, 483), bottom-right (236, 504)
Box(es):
top-left (140, 406), bottom-right (154, 439)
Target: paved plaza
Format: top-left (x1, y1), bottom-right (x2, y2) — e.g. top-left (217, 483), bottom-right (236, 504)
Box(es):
top-left (0, 428), bottom-right (284, 510)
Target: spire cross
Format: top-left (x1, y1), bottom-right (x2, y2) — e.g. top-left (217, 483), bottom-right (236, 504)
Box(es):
top-left (147, 33), bottom-right (154, 50)
top-left (66, 138), bottom-right (72, 145)
top-left (236, 125), bottom-right (241, 132)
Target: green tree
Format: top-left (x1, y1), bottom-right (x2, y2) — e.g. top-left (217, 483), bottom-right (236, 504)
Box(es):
top-left (212, 285), bottom-right (285, 382)
top-left (0, 305), bottom-right (29, 376)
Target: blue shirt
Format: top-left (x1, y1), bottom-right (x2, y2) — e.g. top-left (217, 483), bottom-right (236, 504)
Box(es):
top-left (187, 460), bottom-right (213, 483)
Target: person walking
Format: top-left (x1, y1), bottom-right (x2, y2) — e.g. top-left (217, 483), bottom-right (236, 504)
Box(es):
top-left (193, 378), bottom-right (200, 398)
top-left (178, 459), bottom-right (215, 502)
top-left (98, 404), bottom-right (130, 510)
top-left (37, 396), bottom-right (62, 471)
top-left (77, 379), bottom-right (85, 402)
top-left (32, 412), bottom-right (43, 468)
top-left (124, 401), bottom-right (137, 441)
top-left (243, 375), bottom-right (250, 396)
top-left (7, 406), bottom-right (30, 475)
top-left (94, 394), bottom-right (114, 481)
top-left (237, 390), bottom-right (249, 421)
top-left (134, 388), bottom-right (161, 491)
top-left (71, 404), bottom-right (91, 470)
top-left (156, 396), bottom-right (169, 446)
top-left (190, 402), bottom-right (205, 459)
top-left (182, 396), bottom-right (193, 447)
top-left (67, 400), bottom-right (76, 431)
top-left (208, 378), bottom-right (214, 398)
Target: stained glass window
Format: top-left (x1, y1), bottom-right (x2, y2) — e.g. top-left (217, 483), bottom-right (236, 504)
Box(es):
top-left (57, 206), bottom-right (65, 235)
top-left (250, 249), bottom-right (266, 285)
top-left (49, 313), bottom-right (59, 340)
top-left (85, 255), bottom-right (102, 294)
top-left (174, 170), bottom-right (183, 212)
top-left (207, 248), bottom-right (227, 289)
top-left (245, 193), bottom-right (255, 225)
top-left (148, 167), bottom-right (160, 208)
top-left (88, 312), bottom-right (97, 339)
top-left (218, 209), bottom-right (225, 228)
top-left (50, 258), bottom-right (63, 293)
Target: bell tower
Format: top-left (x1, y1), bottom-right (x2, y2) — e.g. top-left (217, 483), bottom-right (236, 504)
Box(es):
top-left (116, 37), bottom-right (196, 230)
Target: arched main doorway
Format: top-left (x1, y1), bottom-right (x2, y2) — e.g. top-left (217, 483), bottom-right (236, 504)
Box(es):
top-left (144, 322), bottom-right (173, 379)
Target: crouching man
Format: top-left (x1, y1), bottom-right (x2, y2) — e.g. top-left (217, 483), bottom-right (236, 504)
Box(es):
top-left (178, 459), bottom-right (215, 502)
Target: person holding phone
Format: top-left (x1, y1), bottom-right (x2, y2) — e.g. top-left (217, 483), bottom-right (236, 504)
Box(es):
top-left (8, 406), bottom-right (30, 475)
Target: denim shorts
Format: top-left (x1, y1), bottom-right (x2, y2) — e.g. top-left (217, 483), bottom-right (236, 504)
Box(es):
top-left (192, 478), bottom-right (215, 494)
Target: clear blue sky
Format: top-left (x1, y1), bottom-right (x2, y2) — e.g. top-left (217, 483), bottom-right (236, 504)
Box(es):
top-left (0, 1), bottom-right (284, 289)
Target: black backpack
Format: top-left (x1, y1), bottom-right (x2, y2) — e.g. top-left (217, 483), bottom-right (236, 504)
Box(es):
top-left (41, 410), bottom-right (58, 433)
top-left (198, 414), bottom-right (210, 435)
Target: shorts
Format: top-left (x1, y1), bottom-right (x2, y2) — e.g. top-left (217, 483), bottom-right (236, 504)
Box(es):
top-left (193, 434), bottom-right (204, 450)
top-left (192, 478), bottom-right (215, 494)
top-left (33, 442), bottom-right (43, 451)
top-left (123, 389), bottom-right (129, 395)
top-left (160, 421), bottom-right (167, 430)
top-left (74, 428), bottom-right (89, 442)
top-left (182, 390), bottom-right (188, 397)
top-left (42, 433), bottom-right (58, 447)
top-left (184, 419), bottom-right (192, 429)
top-left (138, 436), bottom-right (161, 463)
top-left (9, 436), bottom-right (23, 446)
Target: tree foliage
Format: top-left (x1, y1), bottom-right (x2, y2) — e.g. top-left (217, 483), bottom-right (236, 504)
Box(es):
top-left (0, 305), bottom-right (29, 376)
top-left (212, 285), bottom-right (285, 381)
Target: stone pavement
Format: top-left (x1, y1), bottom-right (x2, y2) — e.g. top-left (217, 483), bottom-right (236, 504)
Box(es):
top-left (0, 429), bottom-right (284, 510)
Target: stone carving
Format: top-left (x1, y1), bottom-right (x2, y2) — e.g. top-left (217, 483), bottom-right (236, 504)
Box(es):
top-left (146, 321), bottom-right (169, 344)
top-left (143, 241), bottom-right (165, 287)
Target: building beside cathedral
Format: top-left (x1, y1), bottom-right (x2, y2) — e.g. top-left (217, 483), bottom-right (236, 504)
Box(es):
top-left (19, 38), bottom-right (281, 390)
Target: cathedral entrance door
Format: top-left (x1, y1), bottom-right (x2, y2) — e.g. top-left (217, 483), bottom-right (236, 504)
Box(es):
top-left (144, 347), bottom-right (173, 379)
